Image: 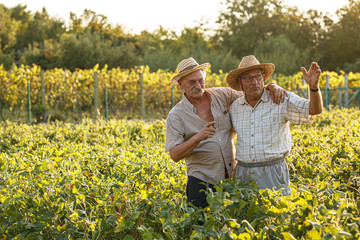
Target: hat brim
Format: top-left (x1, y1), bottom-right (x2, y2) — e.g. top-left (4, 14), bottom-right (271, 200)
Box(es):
top-left (226, 63), bottom-right (275, 91)
top-left (171, 63), bottom-right (209, 85)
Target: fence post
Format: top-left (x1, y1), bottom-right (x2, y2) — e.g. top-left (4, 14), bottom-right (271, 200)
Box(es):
top-left (325, 75), bottom-right (330, 110)
top-left (344, 73), bottom-right (348, 108)
top-left (140, 72), bottom-right (145, 119)
top-left (302, 77), bottom-right (308, 98)
top-left (104, 83), bottom-right (108, 121)
top-left (27, 80), bottom-right (31, 125)
top-left (171, 84), bottom-right (174, 108)
top-left (302, 77), bottom-right (306, 87)
top-left (297, 84), bottom-right (300, 96)
top-left (338, 84), bottom-right (342, 109)
top-left (94, 71), bottom-right (99, 120)
top-left (41, 70), bottom-right (45, 106)
top-left (344, 89), bottom-right (360, 108)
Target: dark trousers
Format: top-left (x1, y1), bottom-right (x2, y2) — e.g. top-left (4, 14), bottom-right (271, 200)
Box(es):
top-left (186, 176), bottom-right (216, 208)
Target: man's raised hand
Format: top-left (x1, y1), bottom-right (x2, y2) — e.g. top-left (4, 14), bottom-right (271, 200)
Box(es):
top-left (301, 62), bottom-right (321, 89)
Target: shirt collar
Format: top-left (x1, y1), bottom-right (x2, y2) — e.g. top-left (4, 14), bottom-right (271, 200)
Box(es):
top-left (181, 89), bottom-right (213, 114)
top-left (240, 89), bottom-right (270, 105)
top-left (260, 90), bottom-right (271, 102)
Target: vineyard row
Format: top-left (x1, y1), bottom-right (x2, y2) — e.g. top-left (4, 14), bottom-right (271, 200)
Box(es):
top-left (1, 64), bottom-right (360, 122)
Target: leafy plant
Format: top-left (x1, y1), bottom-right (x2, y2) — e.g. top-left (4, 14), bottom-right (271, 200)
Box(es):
top-left (0, 110), bottom-right (359, 239)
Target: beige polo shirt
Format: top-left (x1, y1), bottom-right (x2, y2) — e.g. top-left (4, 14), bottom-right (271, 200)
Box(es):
top-left (165, 87), bottom-right (243, 185)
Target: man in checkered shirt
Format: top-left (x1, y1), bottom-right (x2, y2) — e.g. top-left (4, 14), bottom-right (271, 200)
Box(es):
top-left (165, 57), bottom-right (286, 207)
top-left (227, 55), bottom-right (323, 196)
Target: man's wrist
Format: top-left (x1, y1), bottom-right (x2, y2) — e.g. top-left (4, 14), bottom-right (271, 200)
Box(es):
top-left (309, 87), bottom-right (319, 92)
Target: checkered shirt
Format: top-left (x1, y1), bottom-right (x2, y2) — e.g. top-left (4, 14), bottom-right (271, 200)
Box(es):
top-left (229, 90), bottom-right (312, 163)
top-left (165, 87), bottom-right (243, 185)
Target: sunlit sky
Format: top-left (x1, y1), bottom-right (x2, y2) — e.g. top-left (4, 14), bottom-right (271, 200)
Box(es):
top-left (1, 0), bottom-right (349, 34)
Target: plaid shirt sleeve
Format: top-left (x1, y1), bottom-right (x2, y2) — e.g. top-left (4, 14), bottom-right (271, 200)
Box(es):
top-left (286, 92), bottom-right (312, 124)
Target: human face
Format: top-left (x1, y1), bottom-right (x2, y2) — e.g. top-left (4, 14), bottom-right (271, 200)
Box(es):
top-left (239, 69), bottom-right (264, 101)
top-left (178, 70), bottom-right (206, 100)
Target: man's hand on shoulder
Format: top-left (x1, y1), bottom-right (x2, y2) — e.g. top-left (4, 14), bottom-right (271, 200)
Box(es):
top-left (267, 83), bottom-right (288, 104)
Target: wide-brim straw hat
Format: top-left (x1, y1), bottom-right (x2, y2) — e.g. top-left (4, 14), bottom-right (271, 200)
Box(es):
top-left (170, 57), bottom-right (209, 85)
top-left (226, 55), bottom-right (275, 91)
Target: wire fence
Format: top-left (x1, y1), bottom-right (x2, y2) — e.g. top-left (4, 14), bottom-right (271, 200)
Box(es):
top-left (297, 88), bottom-right (360, 110)
top-left (1, 71), bottom-right (360, 124)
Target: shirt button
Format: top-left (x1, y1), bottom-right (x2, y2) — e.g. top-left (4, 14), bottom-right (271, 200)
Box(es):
top-left (252, 159), bottom-right (255, 162)
top-left (251, 134), bottom-right (254, 137)
top-left (218, 139), bottom-right (221, 142)
top-left (251, 122), bottom-right (254, 125)
top-left (251, 146), bottom-right (254, 148)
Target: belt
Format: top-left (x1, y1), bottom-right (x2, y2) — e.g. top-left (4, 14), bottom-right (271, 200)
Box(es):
top-left (236, 157), bottom-right (285, 168)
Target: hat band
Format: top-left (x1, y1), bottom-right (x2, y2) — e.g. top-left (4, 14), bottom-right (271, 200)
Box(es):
top-left (179, 64), bottom-right (199, 73)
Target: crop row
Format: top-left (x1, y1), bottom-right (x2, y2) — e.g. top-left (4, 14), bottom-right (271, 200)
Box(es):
top-left (0, 109), bottom-right (359, 239)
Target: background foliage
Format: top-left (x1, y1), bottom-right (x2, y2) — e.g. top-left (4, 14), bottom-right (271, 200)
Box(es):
top-left (0, 0), bottom-right (359, 74)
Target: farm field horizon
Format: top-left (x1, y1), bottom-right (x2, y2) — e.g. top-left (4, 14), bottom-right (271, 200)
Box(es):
top-left (0, 109), bottom-right (359, 239)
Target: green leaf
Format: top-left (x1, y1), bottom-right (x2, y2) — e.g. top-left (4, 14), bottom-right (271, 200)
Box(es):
top-left (282, 232), bottom-right (297, 240)
top-left (241, 220), bottom-right (255, 233)
top-left (130, 212), bottom-right (141, 221)
top-left (106, 214), bottom-right (117, 223)
top-left (123, 235), bottom-right (135, 240)
top-left (306, 229), bottom-right (321, 239)
top-left (204, 216), bottom-right (216, 232)
top-left (140, 190), bottom-right (147, 200)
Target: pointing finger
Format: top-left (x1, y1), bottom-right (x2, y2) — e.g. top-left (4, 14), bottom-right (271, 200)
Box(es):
top-left (205, 121), bottom-right (216, 127)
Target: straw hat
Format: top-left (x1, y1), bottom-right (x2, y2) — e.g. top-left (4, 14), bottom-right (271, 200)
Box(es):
top-left (170, 57), bottom-right (209, 85)
top-left (226, 55), bottom-right (275, 91)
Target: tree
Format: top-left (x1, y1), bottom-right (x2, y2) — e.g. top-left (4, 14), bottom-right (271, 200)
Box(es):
top-left (68, 9), bottom-right (112, 38)
top-left (15, 7), bottom-right (65, 50)
top-left (320, 0), bottom-right (360, 71)
top-left (254, 35), bottom-right (316, 75)
top-left (214, 0), bottom-right (286, 59)
top-left (0, 5), bottom-right (19, 51)
top-left (19, 39), bottom-right (61, 69)
top-left (135, 27), bottom-right (177, 71)
top-left (214, 0), bottom-right (328, 69)
top-left (0, 4), bottom-right (19, 68)
top-left (59, 31), bottom-right (139, 70)
top-left (135, 26), bottom-right (238, 72)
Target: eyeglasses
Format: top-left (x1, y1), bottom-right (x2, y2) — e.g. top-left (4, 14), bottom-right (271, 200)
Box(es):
top-left (241, 73), bottom-right (264, 83)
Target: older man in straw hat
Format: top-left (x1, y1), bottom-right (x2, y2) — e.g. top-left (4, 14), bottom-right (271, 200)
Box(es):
top-left (227, 55), bottom-right (323, 196)
top-left (165, 57), bottom-right (286, 207)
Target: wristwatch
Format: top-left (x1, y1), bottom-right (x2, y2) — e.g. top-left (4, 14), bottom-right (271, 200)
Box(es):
top-left (310, 88), bottom-right (319, 92)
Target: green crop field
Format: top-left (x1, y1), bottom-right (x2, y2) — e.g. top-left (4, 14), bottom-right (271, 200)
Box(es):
top-left (0, 109), bottom-right (359, 239)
